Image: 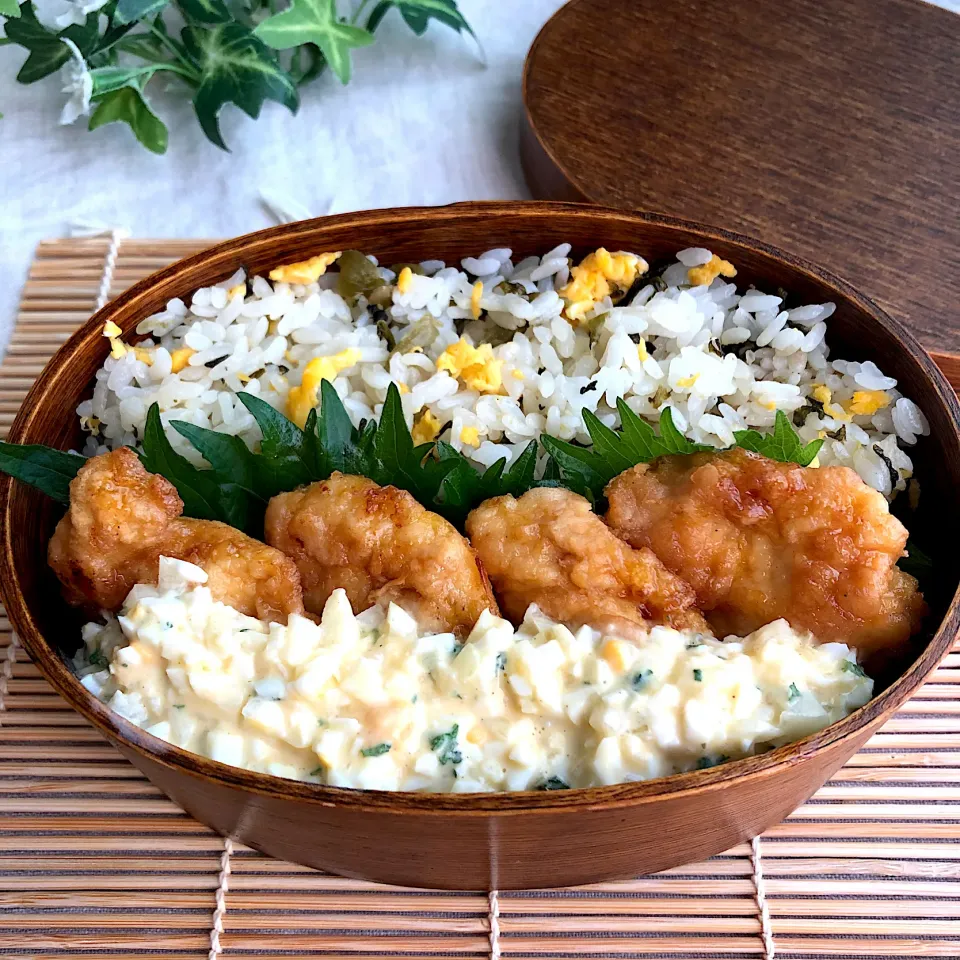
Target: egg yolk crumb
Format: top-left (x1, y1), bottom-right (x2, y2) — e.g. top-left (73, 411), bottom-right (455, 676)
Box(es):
top-left (687, 254), bottom-right (737, 287)
top-left (411, 409), bottom-right (442, 445)
top-left (559, 248), bottom-right (648, 323)
top-left (285, 349), bottom-right (361, 427)
top-left (170, 348), bottom-right (195, 373)
top-left (396, 267), bottom-right (414, 294)
top-left (460, 426), bottom-right (480, 447)
top-left (848, 390), bottom-right (890, 416)
top-left (470, 280), bottom-right (483, 320)
top-left (269, 252), bottom-right (342, 285)
top-left (436, 338), bottom-right (503, 394)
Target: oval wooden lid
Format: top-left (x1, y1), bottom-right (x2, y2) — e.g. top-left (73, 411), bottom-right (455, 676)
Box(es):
top-left (521, 0), bottom-right (960, 353)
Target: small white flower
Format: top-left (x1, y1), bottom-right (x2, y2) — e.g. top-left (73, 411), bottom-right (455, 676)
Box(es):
top-left (32, 0), bottom-right (109, 31)
top-left (58, 37), bottom-right (92, 126)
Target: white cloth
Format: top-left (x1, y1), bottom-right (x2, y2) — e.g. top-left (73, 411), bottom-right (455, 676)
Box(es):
top-left (0, 0), bottom-right (566, 353)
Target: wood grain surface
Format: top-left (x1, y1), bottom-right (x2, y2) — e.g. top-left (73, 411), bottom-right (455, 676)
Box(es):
top-left (2, 204), bottom-right (959, 892)
top-left (521, 0), bottom-right (960, 353)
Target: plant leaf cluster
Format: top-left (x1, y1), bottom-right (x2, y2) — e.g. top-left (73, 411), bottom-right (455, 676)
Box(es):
top-left (1, 0), bottom-right (473, 151)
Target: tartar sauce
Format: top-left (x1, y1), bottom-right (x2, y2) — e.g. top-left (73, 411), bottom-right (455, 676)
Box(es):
top-left (77, 557), bottom-right (873, 792)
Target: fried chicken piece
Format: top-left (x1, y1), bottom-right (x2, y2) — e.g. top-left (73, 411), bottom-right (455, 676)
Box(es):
top-left (48, 447), bottom-right (303, 623)
top-left (464, 487), bottom-right (707, 638)
top-left (264, 472), bottom-right (498, 636)
top-left (605, 448), bottom-right (926, 660)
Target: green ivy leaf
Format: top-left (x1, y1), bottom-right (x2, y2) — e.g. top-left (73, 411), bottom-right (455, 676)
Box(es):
top-left (394, 0), bottom-right (474, 38)
top-left (114, 0), bottom-right (168, 24)
top-left (177, 0), bottom-right (231, 25)
top-left (0, 442), bottom-right (86, 504)
top-left (89, 64), bottom-right (159, 98)
top-left (6, 4), bottom-right (98, 83)
top-left (182, 21), bottom-right (299, 149)
top-left (733, 410), bottom-right (823, 467)
top-left (254, 0), bottom-right (373, 84)
top-left (89, 85), bottom-right (169, 154)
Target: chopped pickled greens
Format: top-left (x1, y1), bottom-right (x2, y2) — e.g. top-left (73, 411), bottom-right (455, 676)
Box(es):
top-left (337, 250), bottom-right (385, 300)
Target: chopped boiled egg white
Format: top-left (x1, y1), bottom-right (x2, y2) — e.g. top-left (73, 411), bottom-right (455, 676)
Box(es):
top-left (558, 248), bottom-right (648, 323)
top-left (269, 252), bottom-right (342, 285)
top-left (285, 349), bottom-right (362, 427)
top-left (687, 254), bottom-right (737, 287)
top-left (436, 338), bottom-right (503, 394)
top-left (77, 560), bottom-right (874, 794)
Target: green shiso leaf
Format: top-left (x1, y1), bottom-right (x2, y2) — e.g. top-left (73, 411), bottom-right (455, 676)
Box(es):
top-left (898, 539), bottom-right (933, 581)
top-left (734, 410), bottom-right (823, 467)
top-left (0, 375), bottom-right (864, 545)
top-left (0, 442), bottom-right (86, 504)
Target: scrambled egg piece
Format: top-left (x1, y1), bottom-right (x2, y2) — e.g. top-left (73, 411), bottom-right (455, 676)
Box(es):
top-left (102, 320), bottom-right (127, 359)
top-left (460, 426), bottom-right (480, 447)
top-left (269, 252), bottom-right (342, 285)
top-left (411, 409), bottom-right (442, 445)
top-left (688, 254), bottom-right (737, 287)
top-left (558, 248), bottom-right (648, 323)
top-left (227, 283), bottom-right (246, 301)
top-left (849, 390), bottom-right (890, 416)
top-left (286, 349), bottom-right (361, 427)
top-left (134, 347), bottom-right (154, 367)
top-left (170, 348), bottom-right (195, 374)
top-left (676, 374), bottom-right (699, 389)
top-left (811, 384), bottom-right (852, 422)
top-left (436, 338), bottom-right (503, 393)
top-left (470, 280), bottom-right (483, 320)
top-left (397, 267), bottom-right (414, 294)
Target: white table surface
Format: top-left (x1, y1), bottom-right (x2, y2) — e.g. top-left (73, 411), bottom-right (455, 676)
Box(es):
top-left (1, 0), bottom-right (956, 357)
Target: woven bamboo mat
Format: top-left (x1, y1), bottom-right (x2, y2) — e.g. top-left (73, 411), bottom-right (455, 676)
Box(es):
top-left (2, 235), bottom-right (960, 959)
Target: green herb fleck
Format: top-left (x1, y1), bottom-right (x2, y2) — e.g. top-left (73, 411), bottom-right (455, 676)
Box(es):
top-left (538, 776), bottom-right (570, 790)
top-left (842, 660), bottom-right (868, 678)
top-left (693, 668), bottom-right (703, 682)
top-left (361, 742), bottom-right (391, 757)
top-left (429, 724), bottom-right (462, 765)
top-left (172, 704), bottom-right (185, 709)
top-left (631, 669), bottom-right (653, 691)
top-left (88, 648), bottom-right (109, 669)
top-left (495, 652), bottom-right (507, 675)
top-left (787, 682), bottom-right (801, 700)
top-left (309, 765), bottom-right (324, 776)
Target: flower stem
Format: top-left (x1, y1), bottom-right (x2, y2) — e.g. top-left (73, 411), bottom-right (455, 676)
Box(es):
top-left (352, 0), bottom-right (372, 25)
top-left (145, 21), bottom-right (201, 84)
